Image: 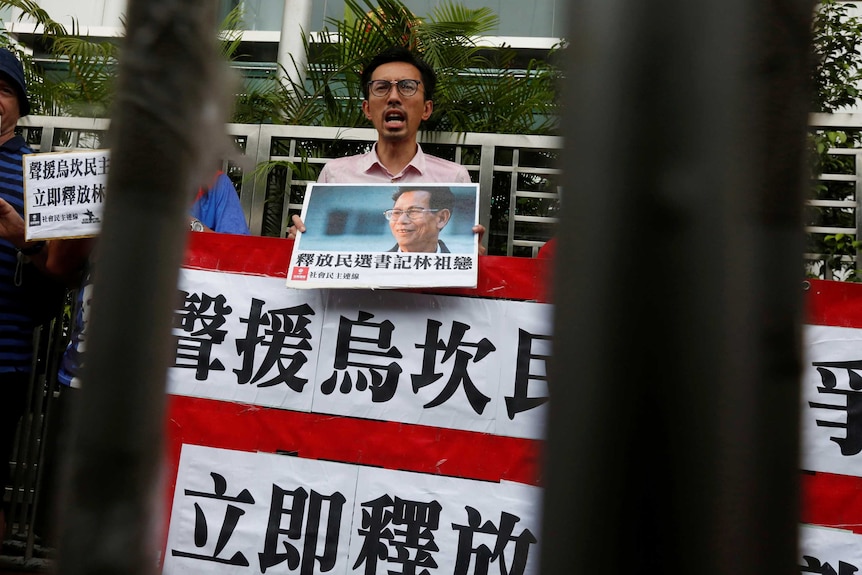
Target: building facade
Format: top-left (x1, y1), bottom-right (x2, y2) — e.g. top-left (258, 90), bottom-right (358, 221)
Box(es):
top-left (1, 0), bottom-right (564, 60)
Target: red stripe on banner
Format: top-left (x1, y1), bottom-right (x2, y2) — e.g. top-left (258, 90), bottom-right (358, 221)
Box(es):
top-left (184, 233), bottom-right (554, 303)
top-left (164, 394), bottom-right (542, 487)
top-left (803, 281), bottom-right (862, 537)
top-left (161, 233), bottom-right (550, 560)
top-left (806, 278), bottom-right (862, 328)
top-left (159, 393), bottom-right (544, 548)
top-left (185, 233), bottom-right (293, 277)
top-left (801, 471), bottom-right (862, 534)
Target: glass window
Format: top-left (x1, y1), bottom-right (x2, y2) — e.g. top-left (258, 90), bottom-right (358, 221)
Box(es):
top-left (220, 0), bottom-right (565, 41)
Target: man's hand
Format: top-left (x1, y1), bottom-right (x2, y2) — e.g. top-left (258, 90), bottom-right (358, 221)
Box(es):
top-left (0, 196), bottom-right (25, 247)
top-left (473, 224), bottom-right (487, 256)
top-left (287, 214), bottom-right (306, 240)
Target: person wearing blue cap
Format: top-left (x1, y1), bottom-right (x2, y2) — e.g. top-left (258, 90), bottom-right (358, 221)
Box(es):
top-left (0, 45), bottom-right (36, 545)
top-left (0, 47), bottom-right (87, 544)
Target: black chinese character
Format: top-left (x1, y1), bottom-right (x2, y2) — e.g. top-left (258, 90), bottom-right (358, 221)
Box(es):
top-left (809, 360), bottom-right (862, 455)
top-left (316, 253), bottom-right (336, 267)
top-left (505, 329), bottom-right (551, 419)
top-left (234, 299), bottom-right (315, 391)
top-left (414, 255), bottom-right (434, 270)
top-left (413, 320), bottom-right (496, 414)
top-left (47, 186), bottom-right (61, 206)
top-left (28, 160), bottom-right (42, 181)
top-left (297, 253), bottom-right (315, 267)
top-left (173, 291), bottom-right (231, 380)
top-left (84, 157), bottom-right (98, 176)
top-left (435, 256), bottom-right (452, 270)
top-left (43, 160), bottom-right (56, 179)
top-left (70, 158), bottom-right (84, 177)
top-left (374, 254), bottom-right (393, 269)
top-left (61, 185), bottom-right (76, 206)
top-left (335, 254), bottom-right (354, 267)
top-left (92, 183), bottom-right (107, 203)
top-left (393, 255), bottom-right (413, 269)
top-left (321, 311), bottom-right (403, 402)
top-left (452, 506), bottom-right (536, 575)
top-left (171, 472), bottom-right (255, 567)
top-left (258, 486), bottom-right (346, 574)
top-left (353, 494), bottom-right (441, 575)
top-left (453, 256), bottom-right (473, 270)
top-left (801, 555), bottom-right (859, 575)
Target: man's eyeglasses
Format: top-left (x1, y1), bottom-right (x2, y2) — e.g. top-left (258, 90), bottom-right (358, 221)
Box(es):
top-left (367, 79), bottom-right (422, 98)
top-left (383, 207), bottom-right (441, 221)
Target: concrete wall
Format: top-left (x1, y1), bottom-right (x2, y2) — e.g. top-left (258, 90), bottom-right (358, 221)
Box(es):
top-left (8, 0), bottom-right (565, 39)
top-left (20, 0), bottom-right (126, 28)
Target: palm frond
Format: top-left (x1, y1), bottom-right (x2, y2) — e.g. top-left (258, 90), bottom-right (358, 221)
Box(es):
top-left (0, 0), bottom-right (561, 134)
top-left (217, 5), bottom-right (245, 62)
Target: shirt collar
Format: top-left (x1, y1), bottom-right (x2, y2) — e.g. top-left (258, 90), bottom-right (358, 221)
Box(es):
top-left (365, 143), bottom-right (426, 179)
top-left (0, 134), bottom-right (25, 152)
top-left (395, 240), bottom-right (442, 254)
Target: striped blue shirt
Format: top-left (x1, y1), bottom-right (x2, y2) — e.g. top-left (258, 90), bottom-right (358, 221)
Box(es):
top-left (0, 135), bottom-right (37, 373)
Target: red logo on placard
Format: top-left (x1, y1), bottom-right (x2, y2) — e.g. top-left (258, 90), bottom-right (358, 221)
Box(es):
top-left (291, 267), bottom-right (309, 281)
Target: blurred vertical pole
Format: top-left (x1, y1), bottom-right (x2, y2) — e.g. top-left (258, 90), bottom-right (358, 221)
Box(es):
top-left (56, 1), bottom-right (225, 574)
top-left (542, 0), bottom-right (813, 573)
top-left (278, 0), bottom-right (313, 88)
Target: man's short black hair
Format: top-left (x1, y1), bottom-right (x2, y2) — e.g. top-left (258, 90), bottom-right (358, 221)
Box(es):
top-left (393, 186), bottom-right (455, 212)
top-left (361, 46), bottom-right (437, 101)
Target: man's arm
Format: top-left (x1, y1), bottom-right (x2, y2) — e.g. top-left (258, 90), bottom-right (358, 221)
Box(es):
top-left (44, 237), bottom-right (95, 285)
top-left (193, 173), bottom-right (251, 235)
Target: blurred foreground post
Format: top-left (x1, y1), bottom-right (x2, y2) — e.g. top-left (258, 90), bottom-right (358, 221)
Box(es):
top-left (56, 1), bottom-right (224, 573)
top-left (542, 1), bottom-right (813, 573)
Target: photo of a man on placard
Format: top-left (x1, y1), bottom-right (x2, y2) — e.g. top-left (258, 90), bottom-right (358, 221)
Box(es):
top-left (385, 186), bottom-right (454, 253)
top-left (287, 182), bottom-right (479, 289)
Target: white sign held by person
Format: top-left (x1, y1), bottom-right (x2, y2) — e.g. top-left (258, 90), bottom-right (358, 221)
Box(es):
top-left (23, 149), bottom-right (108, 240)
top-left (287, 183), bottom-right (480, 289)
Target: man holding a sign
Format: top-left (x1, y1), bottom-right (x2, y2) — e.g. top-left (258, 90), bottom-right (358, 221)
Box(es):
top-left (288, 47), bottom-right (485, 253)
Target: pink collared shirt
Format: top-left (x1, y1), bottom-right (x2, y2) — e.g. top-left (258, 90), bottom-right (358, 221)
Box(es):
top-left (318, 143), bottom-right (471, 184)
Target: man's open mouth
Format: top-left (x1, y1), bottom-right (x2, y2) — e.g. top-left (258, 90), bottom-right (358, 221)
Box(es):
top-left (385, 110), bottom-right (405, 123)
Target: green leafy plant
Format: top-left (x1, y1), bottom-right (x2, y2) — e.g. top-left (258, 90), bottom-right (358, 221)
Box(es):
top-left (0, 0), bottom-right (564, 241)
top-left (811, 0), bottom-right (862, 112)
top-left (808, 0), bottom-right (862, 279)
top-left (234, 0), bottom-right (561, 134)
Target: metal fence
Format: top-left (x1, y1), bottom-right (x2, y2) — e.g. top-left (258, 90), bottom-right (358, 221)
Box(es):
top-left (2, 116), bottom-right (562, 567)
top-left (807, 112), bottom-right (862, 280)
top-left (4, 110), bottom-right (845, 568)
top-left (23, 113), bottom-right (862, 268)
top-left (16, 116), bottom-right (563, 257)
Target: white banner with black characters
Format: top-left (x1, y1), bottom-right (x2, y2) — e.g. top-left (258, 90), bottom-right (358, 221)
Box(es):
top-left (23, 149), bottom-right (108, 240)
top-left (163, 444), bottom-right (543, 575)
top-left (168, 269), bottom-right (325, 412)
top-left (286, 183), bottom-right (480, 289)
top-left (801, 324), bottom-right (862, 477)
top-left (167, 268), bottom-right (552, 441)
top-left (799, 524), bottom-right (862, 574)
top-left (493, 300), bottom-right (551, 441)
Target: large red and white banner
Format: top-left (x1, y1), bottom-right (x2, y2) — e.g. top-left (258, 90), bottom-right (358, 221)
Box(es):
top-left (160, 236), bottom-right (859, 573)
top-left (800, 279), bottom-right (862, 572)
top-left (160, 233), bottom-right (550, 574)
